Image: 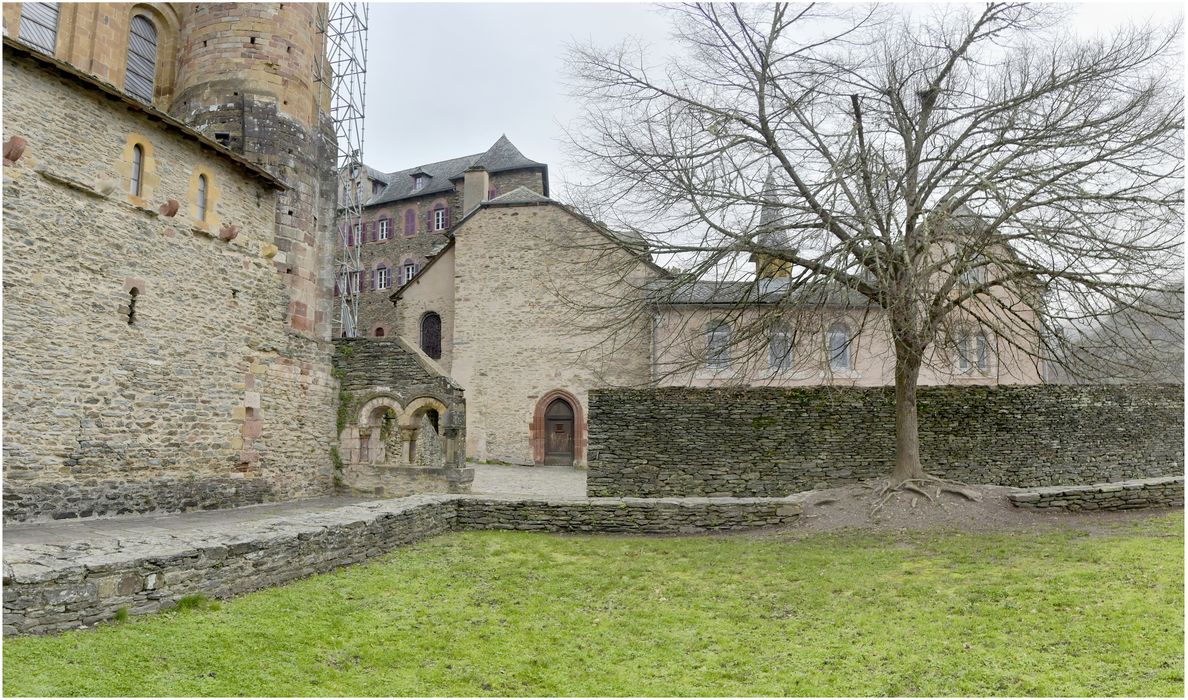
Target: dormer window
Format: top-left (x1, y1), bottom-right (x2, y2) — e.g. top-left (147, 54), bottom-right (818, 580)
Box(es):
top-left (413, 174), bottom-right (426, 191)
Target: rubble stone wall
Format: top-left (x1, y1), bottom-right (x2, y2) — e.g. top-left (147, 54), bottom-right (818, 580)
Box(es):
top-left (2, 49), bottom-right (338, 523)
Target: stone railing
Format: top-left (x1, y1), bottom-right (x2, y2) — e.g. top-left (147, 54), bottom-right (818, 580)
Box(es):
top-left (1008, 476), bottom-right (1184, 511)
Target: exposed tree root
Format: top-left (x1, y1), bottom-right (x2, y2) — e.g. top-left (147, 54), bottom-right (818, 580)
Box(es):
top-left (870, 475), bottom-right (982, 518)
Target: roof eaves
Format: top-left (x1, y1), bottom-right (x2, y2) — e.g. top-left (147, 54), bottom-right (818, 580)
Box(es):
top-left (3, 37), bottom-right (287, 191)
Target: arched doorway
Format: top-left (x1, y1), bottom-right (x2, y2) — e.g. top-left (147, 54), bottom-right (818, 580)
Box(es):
top-left (542, 397), bottom-right (575, 466)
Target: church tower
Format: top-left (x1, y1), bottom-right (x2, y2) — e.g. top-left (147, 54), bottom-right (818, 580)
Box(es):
top-left (169, 3), bottom-right (337, 339)
top-left (751, 172), bottom-right (794, 279)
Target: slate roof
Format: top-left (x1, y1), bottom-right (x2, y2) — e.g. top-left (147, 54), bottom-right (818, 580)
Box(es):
top-left (363, 135), bottom-right (547, 207)
top-left (646, 277), bottom-right (871, 307)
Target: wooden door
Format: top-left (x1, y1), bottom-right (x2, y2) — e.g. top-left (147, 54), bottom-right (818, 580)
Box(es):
top-left (543, 398), bottom-right (575, 466)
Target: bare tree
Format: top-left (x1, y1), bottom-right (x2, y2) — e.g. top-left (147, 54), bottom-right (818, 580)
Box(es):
top-left (561, 2), bottom-right (1184, 487)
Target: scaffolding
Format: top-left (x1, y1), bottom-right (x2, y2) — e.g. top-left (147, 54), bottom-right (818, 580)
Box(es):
top-left (316, 3), bottom-right (369, 338)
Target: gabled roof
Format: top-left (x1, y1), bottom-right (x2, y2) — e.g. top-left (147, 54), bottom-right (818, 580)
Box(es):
top-left (390, 190), bottom-right (666, 303)
top-left (363, 136), bottom-right (547, 207)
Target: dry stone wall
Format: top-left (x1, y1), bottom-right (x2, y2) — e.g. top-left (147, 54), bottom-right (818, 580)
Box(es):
top-left (587, 385), bottom-right (1184, 497)
top-left (1008, 476), bottom-right (1184, 511)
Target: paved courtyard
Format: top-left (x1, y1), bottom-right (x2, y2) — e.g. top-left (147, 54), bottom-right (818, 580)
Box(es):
top-left (469, 463), bottom-right (586, 499)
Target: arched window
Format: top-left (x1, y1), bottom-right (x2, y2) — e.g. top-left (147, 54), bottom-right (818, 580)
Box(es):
top-left (826, 322), bottom-right (852, 372)
top-left (420, 312), bottom-right (442, 359)
top-left (374, 327), bottom-right (386, 338)
top-left (705, 320), bottom-right (731, 370)
top-left (196, 174), bottom-right (208, 221)
top-left (19, 2), bottom-right (59, 55)
top-left (768, 325), bottom-right (793, 372)
top-left (125, 15), bottom-right (159, 103)
top-left (130, 144), bottom-right (144, 196)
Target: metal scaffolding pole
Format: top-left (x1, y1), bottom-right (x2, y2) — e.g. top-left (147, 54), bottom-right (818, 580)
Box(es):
top-left (316, 3), bottom-right (369, 338)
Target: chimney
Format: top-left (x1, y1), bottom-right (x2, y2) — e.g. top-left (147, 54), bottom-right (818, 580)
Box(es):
top-left (462, 165), bottom-right (490, 216)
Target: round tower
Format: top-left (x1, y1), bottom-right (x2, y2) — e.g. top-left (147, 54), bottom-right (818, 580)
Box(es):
top-left (168, 2), bottom-right (337, 339)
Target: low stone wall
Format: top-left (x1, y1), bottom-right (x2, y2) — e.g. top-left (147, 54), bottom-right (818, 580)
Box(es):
top-left (587, 384), bottom-right (1184, 497)
top-left (2, 476), bottom-right (276, 523)
top-left (1009, 476), bottom-right (1185, 511)
top-left (2, 494), bottom-right (800, 636)
top-left (457, 497), bottom-right (800, 534)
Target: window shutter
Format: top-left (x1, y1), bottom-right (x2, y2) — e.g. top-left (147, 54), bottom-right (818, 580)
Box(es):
top-left (443, 207), bottom-right (450, 229)
top-left (369, 222), bottom-right (377, 242)
top-left (367, 269), bottom-right (374, 291)
top-left (427, 207), bottom-right (434, 231)
top-left (405, 210), bottom-right (414, 235)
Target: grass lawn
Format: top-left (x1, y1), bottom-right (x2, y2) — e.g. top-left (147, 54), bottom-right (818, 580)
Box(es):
top-left (3, 512), bottom-right (1183, 697)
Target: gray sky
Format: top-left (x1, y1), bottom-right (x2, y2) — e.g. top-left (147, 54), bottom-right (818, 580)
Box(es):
top-left (363, 3), bottom-right (674, 187)
top-left (361, 2), bottom-right (1182, 191)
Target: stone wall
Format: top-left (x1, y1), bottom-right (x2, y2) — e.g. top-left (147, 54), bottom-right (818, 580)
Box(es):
top-left (1008, 476), bottom-right (1184, 511)
top-left (587, 385), bottom-right (1184, 497)
top-left (2, 48), bottom-right (338, 523)
top-left (3, 493), bottom-right (800, 635)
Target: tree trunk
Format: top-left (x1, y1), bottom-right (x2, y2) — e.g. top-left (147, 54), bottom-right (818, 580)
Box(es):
top-left (892, 340), bottom-right (927, 484)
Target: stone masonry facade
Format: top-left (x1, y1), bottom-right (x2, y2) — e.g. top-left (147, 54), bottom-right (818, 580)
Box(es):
top-left (3, 493), bottom-right (801, 635)
top-left (587, 384), bottom-right (1185, 497)
top-left (2, 45), bottom-right (338, 523)
top-left (1008, 476), bottom-right (1185, 511)
top-left (354, 169), bottom-right (546, 337)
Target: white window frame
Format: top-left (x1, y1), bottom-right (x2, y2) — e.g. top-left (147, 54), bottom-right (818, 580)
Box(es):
top-left (958, 332), bottom-right (990, 374)
top-left (414, 175), bottom-right (426, 191)
top-left (378, 219), bottom-right (391, 240)
top-left (403, 262), bottom-right (416, 284)
top-left (376, 266), bottom-right (391, 290)
top-left (130, 144), bottom-right (144, 196)
top-left (705, 322), bottom-right (731, 371)
top-left (433, 208), bottom-right (446, 231)
top-left (769, 328), bottom-right (793, 372)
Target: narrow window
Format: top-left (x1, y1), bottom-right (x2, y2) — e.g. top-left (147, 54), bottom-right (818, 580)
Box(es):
top-left (125, 15), bottom-right (159, 103)
top-left (827, 322), bottom-right (851, 372)
top-left (404, 209), bottom-right (416, 236)
top-left (130, 144), bottom-right (144, 196)
top-left (376, 265), bottom-right (390, 290)
top-left (433, 207), bottom-right (446, 231)
top-left (403, 260), bottom-right (416, 284)
top-left (348, 270), bottom-right (360, 294)
top-left (768, 326), bottom-right (793, 372)
top-left (705, 321), bottom-right (731, 370)
top-left (352, 223), bottom-right (361, 244)
top-left (374, 327), bottom-right (386, 337)
top-left (196, 174), bottom-right (208, 221)
top-left (378, 219), bottom-right (391, 240)
top-left (421, 312), bottom-right (442, 359)
top-left (414, 175), bottom-right (426, 191)
top-left (18, 2), bottom-right (59, 55)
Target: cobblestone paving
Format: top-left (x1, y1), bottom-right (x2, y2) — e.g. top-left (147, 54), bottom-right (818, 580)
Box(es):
top-left (469, 463), bottom-right (586, 499)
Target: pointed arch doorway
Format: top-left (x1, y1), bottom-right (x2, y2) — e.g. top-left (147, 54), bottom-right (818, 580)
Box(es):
top-left (531, 390), bottom-right (585, 467)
